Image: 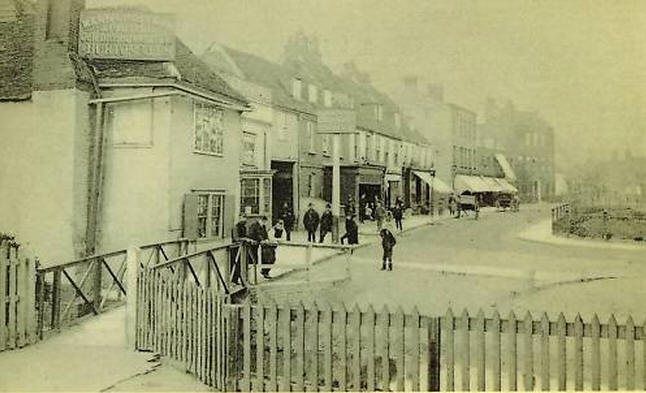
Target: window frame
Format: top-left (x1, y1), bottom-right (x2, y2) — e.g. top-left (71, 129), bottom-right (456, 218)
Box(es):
top-left (241, 131), bottom-right (257, 167)
top-left (307, 121), bottom-right (316, 153)
top-left (193, 101), bottom-right (225, 156)
top-left (195, 192), bottom-right (225, 239)
top-left (239, 177), bottom-right (272, 218)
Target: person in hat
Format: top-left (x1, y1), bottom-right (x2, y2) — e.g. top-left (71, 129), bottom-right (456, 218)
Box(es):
top-left (303, 203), bottom-right (320, 242)
top-left (340, 214), bottom-right (359, 245)
top-left (379, 226), bottom-right (397, 271)
top-left (319, 203), bottom-right (334, 243)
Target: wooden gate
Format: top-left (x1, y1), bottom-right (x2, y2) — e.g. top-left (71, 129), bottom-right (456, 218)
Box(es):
top-left (0, 236), bottom-right (36, 351)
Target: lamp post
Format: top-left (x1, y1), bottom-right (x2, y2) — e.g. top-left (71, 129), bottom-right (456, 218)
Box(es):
top-left (331, 133), bottom-right (341, 243)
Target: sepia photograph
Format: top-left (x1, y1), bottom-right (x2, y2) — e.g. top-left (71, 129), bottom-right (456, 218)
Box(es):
top-left (1, 0), bottom-right (645, 391)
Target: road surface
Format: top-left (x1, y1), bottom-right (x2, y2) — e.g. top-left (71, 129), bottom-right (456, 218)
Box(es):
top-left (275, 204), bottom-right (646, 321)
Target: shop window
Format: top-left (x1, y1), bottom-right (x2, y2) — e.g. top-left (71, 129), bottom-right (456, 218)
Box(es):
top-left (194, 101), bottom-right (224, 155)
top-left (240, 178), bottom-right (272, 217)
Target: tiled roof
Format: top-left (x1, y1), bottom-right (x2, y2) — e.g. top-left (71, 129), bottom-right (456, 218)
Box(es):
top-left (211, 45), bottom-right (316, 114)
top-left (0, 0), bottom-right (34, 100)
top-left (89, 39), bottom-right (247, 104)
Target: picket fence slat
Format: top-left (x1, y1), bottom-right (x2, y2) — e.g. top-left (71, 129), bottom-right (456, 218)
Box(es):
top-left (367, 306), bottom-right (376, 392)
top-left (591, 314), bottom-right (601, 391)
top-left (396, 307), bottom-right (405, 392)
top-left (269, 302), bottom-right (278, 392)
top-left (381, 305), bottom-right (391, 391)
top-left (508, 311), bottom-right (517, 391)
top-left (323, 304), bottom-right (333, 392)
top-left (626, 316), bottom-right (635, 390)
top-left (295, 302), bottom-right (305, 393)
top-left (339, 305), bottom-right (348, 392)
top-left (557, 313), bottom-right (566, 391)
top-left (256, 303), bottom-right (265, 392)
top-left (609, 315), bottom-right (618, 390)
top-left (540, 313), bottom-right (550, 391)
top-left (410, 307), bottom-right (421, 392)
top-left (242, 301), bottom-right (251, 391)
top-left (0, 248), bottom-right (7, 351)
top-left (523, 311), bottom-right (534, 391)
top-left (310, 303), bottom-right (320, 392)
top-left (475, 310), bottom-right (485, 392)
top-left (281, 306), bottom-right (291, 392)
top-left (491, 311), bottom-right (501, 391)
top-left (351, 304), bottom-right (361, 392)
top-left (459, 309), bottom-right (470, 391)
top-left (574, 314), bottom-right (584, 391)
top-left (444, 309), bottom-right (455, 391)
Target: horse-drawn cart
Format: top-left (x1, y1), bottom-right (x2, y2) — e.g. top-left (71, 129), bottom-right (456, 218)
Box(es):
top-left (495, 193), bottom-right (519, 212)
top-left (457, 193), bottom-right (479, 219)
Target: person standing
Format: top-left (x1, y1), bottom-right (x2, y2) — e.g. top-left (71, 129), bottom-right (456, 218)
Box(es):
top-left (340, 214), bottom-right (359, 245)
top-left (303, 203), bottom-right (320, 242)
top-left (280, 203), bottom-right (295, 241)
top-left (252, 216), bottom-right (276, 279)
top-left (379, 227), bottom-right (397, 271)
top-left (392, 200), bottom-right (404, 232)
top-left (319, 204), bottom-right (334, 243)
top-left (375, 201), bottom-right (387, 232)
top-left (230, 213), bottom-right (247, 284)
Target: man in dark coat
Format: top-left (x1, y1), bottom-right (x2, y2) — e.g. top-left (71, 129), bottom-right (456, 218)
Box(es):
top-left (319, 204), bottom-right (334, 243)
top-left (379, 227), bottom-right (396, 271)
top-left (280, 203), bottom-right (295, 241)
top-left (303, 203), bottom-right (320, 242)
top-left (340, 214), bottom-right (359, 245)
top-left (248, 216), bottom-right (274, 279)
top-left (392, 200), bottom-right (404, 232)
top-left (230, 213), bottom-right (247, 284)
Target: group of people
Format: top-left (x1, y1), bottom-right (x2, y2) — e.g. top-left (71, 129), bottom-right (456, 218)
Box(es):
top-left (358, 195), bottom-right (405, 233)
top-left (302, 203), bottom-right (359, 245)
top-left (231, 197), bottom-right (402, 280)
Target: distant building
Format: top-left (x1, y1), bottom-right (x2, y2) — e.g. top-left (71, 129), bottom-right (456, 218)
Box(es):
top-left (480, 99), bottom-right (556, 202)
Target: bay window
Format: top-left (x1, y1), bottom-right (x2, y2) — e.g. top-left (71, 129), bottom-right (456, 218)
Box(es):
top-left (240, 177), bottom-right (272, 217)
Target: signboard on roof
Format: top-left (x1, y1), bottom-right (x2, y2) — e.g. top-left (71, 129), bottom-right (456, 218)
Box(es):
top-left (317, 109), bottom-right (357, 134)
top-left (79, 9), bottom-right (176, 61)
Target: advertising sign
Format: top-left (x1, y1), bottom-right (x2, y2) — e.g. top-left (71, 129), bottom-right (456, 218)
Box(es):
top-left (79, 9), bottom-right (176, 61)
top-left (317, 109), bottom-right (357, 134)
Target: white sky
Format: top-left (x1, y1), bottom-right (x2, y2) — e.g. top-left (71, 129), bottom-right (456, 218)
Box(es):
top-left (88, 0), bottom-right (646, 168)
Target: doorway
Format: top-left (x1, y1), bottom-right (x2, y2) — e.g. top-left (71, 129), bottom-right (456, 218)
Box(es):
top-left (271, 161), bottom-right (294, 224)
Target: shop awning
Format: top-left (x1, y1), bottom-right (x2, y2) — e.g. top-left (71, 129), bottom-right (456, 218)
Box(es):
top-left (481, 176), bottom-right (503, 192)
top-left (494, 178), bottom-right (518, 193)
top-left (494, 153), bottom-right (517, 182)
top-left (385, 173), bottom-right (401, 182)
top-left (454, 175), bottom-right (489, 194)
top-left (413, 170), bottom-right (434, 187)
top-left (432, 177), bottom-right (453, 194)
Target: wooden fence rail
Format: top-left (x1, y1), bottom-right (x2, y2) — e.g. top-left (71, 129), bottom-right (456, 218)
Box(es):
top-left (35, 238), bottom-right (196, 338)
top-left (0, 237), bottom-right (36, 351)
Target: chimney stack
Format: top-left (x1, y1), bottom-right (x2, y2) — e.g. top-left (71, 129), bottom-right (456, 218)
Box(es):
top-left (34, 0), bottom-right (86, 90)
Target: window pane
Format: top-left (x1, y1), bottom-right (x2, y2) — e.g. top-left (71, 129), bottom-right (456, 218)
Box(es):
top-left (263, 178), bottom-right (271, 214)
top-left (210, 195), bottom-right (223, 238)
top-left (194, 103), bottom-right (224, 155)
top-left (197, 195), bottom-right (209, 238)
top-left (241, 179), bottom-right (260, 214)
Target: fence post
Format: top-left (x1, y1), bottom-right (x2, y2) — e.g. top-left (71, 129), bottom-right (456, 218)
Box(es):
top-left (93, 256), bottom-right (102, 312)
top-left (125, 246), bottom-right (140, 350)
top-left (306, 243), bottom-right (312, 283)
top-left (427, 316), bottom-right (441, 391)
top-left (0, 243), bottom-right (6, 350)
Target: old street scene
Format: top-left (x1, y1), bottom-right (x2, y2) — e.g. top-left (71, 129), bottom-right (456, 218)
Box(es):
top-left (2, 0), bottom-right (646, 392)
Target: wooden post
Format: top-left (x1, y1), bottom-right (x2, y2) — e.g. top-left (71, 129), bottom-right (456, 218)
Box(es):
top-left (51, 270), bottom-right (62, 330)
top-left (93, 257), bottom-right (102, 313)
top-left (306, 243), bottom-right (312, 283)
top-left (0, 247), bottom-right (7, 349)
top-left (427, 316), bottom-right (441, 392)
top-left (36, 271), bottom-right (45, 340)
top-left (125, 247), bottom-right (140, 350)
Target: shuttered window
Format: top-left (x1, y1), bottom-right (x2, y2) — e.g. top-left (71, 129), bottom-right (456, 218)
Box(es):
top-left (183, 192), bottom-right (225, 239)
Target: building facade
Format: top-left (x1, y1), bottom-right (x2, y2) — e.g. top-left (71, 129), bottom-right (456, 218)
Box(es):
top-left (0, 1), bottom-right (249, 261)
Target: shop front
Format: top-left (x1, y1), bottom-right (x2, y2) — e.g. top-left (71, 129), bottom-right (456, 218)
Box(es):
top-left (324, 164), bottom-right (385, 221)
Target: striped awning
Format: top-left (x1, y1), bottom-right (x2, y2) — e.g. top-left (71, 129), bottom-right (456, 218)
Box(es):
top-left (494, 178), bottom-right (518, 193)
top-left (432, 177), bottom-right (453, 194)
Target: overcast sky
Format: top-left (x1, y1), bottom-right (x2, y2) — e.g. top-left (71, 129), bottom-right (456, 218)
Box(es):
top-left (89, 0), bottom-right (646, 169)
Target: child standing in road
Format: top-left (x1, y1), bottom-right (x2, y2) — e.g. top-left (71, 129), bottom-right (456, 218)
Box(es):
top-left (379, 227), bottom-right (396, 271)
